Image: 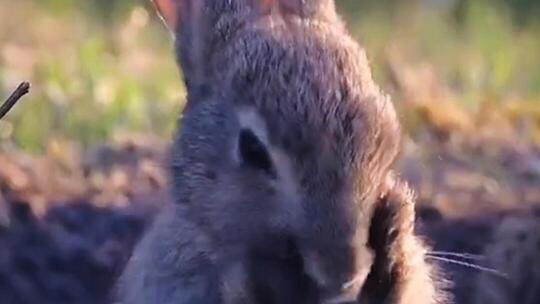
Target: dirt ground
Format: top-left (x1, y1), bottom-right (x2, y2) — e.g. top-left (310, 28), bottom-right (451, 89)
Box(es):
top-left (0, 131), bottom-right (539, 304)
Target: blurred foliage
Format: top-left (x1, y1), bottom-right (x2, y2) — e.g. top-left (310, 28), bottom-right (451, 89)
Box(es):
top-left (0, 0), bottom-right (182, 152)
top-left (0, 0), bottom-right (539, 153)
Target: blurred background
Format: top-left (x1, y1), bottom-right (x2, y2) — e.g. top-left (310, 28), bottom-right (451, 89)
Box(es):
top-left (0, 0), bottom-right (539, 303)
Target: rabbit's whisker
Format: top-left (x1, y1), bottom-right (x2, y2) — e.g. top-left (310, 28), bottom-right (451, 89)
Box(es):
top-left (426, 255), bottom-right (507, 279)
top-left (428, 251), bottom-right (485, 261)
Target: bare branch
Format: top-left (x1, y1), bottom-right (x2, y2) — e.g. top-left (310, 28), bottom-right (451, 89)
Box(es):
top-left (0, 82), bottom-right (31, 120)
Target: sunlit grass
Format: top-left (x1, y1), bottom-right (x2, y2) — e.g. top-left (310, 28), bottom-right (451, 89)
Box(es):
top-left (0, 0), bottom-right (539, 152)
top-left (0, 0), bottom-right (183, 152)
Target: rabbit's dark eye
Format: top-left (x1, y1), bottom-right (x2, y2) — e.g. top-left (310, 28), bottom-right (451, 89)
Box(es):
top-left (239, 129), bottom-right (276, 177)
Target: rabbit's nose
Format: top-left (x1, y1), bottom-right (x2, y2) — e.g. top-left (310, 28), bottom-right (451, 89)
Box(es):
top-left (300, 243), bottom-right (373, 303)
top-left (322, 292), bottom-right (358, 304)
top-left (321, 288), bottom-right (358, 304)
top-left (320, 266), bottom-right (370, 304)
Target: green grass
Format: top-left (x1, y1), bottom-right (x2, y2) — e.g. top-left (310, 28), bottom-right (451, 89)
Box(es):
top-left (0, 0), bottom-right (539, 152)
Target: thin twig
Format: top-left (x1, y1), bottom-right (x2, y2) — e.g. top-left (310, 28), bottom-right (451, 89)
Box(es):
top-left (0, 82), bottom-right (31, 120)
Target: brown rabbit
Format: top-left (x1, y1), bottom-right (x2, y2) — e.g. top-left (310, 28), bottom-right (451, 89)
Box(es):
top-left (116, 0), bottom-right (448, 303)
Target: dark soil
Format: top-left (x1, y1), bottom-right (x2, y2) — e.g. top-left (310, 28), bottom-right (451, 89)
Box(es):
top-left (0, 135), bottom-right (538, 304)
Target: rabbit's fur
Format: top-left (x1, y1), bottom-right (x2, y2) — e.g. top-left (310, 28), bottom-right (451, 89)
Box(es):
top-left (117, 0), bottom-right (448, 303)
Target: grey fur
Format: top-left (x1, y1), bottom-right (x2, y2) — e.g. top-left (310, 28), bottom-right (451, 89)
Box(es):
top-left (117, 0), bottom-right (447, 303)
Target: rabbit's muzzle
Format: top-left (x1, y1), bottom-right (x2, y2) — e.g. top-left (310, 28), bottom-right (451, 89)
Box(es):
top-left (300, 243), bottom-right (373, 304)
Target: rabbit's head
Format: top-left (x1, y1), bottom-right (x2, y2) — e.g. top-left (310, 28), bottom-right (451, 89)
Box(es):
top-left (151, 0), bottom-right (341, 91)
top-left (152, 0), bottom-right (402, 302)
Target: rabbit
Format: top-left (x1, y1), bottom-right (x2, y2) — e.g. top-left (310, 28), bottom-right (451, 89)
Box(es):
top-left (116, 0), bottom-right (449, 303)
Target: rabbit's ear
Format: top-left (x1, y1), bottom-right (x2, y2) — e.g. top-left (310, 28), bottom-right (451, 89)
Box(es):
top-left (253, 0), bottom-right (337, 19)
top-left (151, 0), bottom-right (192, 31)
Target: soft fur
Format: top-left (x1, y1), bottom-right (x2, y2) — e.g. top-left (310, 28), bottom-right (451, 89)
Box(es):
top-left (116, 0), bottom-right (447, 303)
